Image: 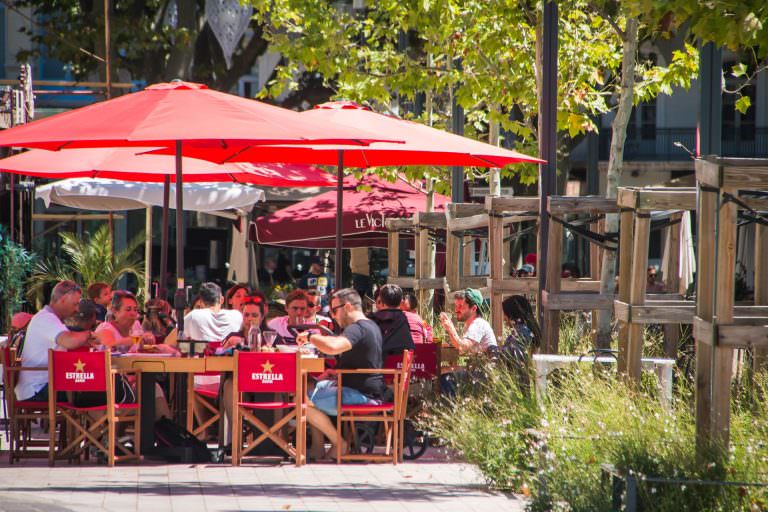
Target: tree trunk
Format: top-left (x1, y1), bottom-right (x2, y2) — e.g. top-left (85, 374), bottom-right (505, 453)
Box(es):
top-left (595, 17), bottom-right (639, 348)
top-left (164, 0), bottom-right (198, 81)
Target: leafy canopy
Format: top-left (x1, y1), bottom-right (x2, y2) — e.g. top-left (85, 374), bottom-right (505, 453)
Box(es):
top-left (253, 0), bottom-right (698, 187)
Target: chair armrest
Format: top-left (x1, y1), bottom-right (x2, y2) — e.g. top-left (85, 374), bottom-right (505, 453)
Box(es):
top-left (111, 368), bottom-right (141, 376)
top-left (334, 368), bottom-right (400, 375)
top-left (6, 366), bottom-right (48, 372)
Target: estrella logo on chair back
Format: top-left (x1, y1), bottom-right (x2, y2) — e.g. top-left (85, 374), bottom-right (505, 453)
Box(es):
top-left (53, 351), bottom-right (107, 392)
top-left (238, 352), bottom-right (296, 393)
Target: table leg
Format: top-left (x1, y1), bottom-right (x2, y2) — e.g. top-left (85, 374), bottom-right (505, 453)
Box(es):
top-left (140, 372), bottom-right (156, 453)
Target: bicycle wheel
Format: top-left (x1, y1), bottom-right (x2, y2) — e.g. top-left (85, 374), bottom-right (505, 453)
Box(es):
top-left (402, 420), bottom-right (429, 460)
top-left (353, 423), bottom-right (376, 454)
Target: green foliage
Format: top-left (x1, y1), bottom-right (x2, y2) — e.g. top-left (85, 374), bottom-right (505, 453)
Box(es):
top-left (15, 0), bottom-right (268, 89)
top-left (0, 226), bottom-right (36, 332)
top-left (252, 0), bottom-right (697, 188)
top-left (26, 224), bottom-right (145, 305)
top-left (425, 324), bottom-right (768, 510)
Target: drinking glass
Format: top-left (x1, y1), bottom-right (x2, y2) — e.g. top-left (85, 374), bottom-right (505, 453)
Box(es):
top-left (262, 331), bottom-right (277, 350)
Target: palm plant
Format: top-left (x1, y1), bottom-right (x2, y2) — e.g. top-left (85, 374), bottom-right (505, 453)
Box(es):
top-left (27, 224), bottom-right (145, 306)
top-left (0, 226), bottom-right (36, 331)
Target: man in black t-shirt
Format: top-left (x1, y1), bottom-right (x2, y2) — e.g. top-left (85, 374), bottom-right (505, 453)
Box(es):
top-left (371, 284), bottom-right (415, 357)
top-left (297, 288), bottom-right (384, 459)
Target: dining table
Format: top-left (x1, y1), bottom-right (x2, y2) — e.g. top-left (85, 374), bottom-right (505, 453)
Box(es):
top-left (112, 352), bottom-right (324, 458)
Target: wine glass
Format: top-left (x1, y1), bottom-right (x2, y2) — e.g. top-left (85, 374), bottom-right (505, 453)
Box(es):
top-left (262, 331), bottom-right (277, 350)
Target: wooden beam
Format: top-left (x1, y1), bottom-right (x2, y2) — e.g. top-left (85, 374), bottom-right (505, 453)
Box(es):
top-left (662, 212), bottom-right (683, 357)
top-left (617, 209), bottom-right (634, 374)
top-left (414, 211), bottom-right (446, 229)
top-left (489, 213), bottom-right (505, 334)
top-left (387, 277), bottom-right (415, 289)
top-left (459, 276), bottom-right (488, 289)
top-left (445, 231), bottom-right (460, 293)
top-left (712, 185), bottom-right (738, 447)
top-left (695, 158), bottom-right (722, 188)
top-left (541, 291), bottom-right (614, 310)
top-left (385, 218), bottom-right (412, 231)
top-left (693, 316), bottom-right (715, 346)
top-left (755, 223), bottom-right (768, 369)
top-left (448, 203), bottom-right (487, 217)
top-left (484, 196), bottom-right (541, 214)
top-left (719, 324), bottom-right (768, 348)
top-left (387, 232), bottom-right (400, 279)
top-left (626, 214), bottom-right (650, 381)
top-left (541, 219), bottom-right (563, 353)
top-left (614, 302), bottom-right (695, 324)
top-left (695, 186), bottom-right (717, 454)
top-left (616, 187), bottom-right (697, 211)
top-left (548, 195), bottom-right (620, 214)
top-left (447, 213), bottom-right (489, 232)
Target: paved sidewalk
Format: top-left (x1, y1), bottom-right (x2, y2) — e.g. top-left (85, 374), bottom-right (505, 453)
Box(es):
top-left (0, 454), bottom-right (526, 512)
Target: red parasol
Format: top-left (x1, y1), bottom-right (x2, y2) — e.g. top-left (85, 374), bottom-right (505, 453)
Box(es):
top-left (252, 175), bottom-right (449, 248)
top-left (0, 147), bottom-right (336, 186)
top-left (0, 83), bottom-right (389, 322)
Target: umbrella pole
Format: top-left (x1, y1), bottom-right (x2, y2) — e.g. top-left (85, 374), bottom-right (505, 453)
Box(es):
top-left (159, 175), bottom-right (170, 299)
top-left (174, 140), bottom-right (186, 334)
top-left (144, 206), bottom-right (152, 299)
top-left (335, 150), bottom-right (344, 289)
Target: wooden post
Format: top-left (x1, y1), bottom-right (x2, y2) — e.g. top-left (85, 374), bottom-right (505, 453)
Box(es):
top-left (462, 234), bottom-right (473, 278)
top-left (626, 213), bottom-right (650, 382)
top-left (388, 231), bottom-right (400, 280)
top-left (541, 218), bottom-right (563, 354)
top-left (695, 186), bottom-right (717, 455)
top-left (617, 209), bottom-right (635, 374)
top-left (662, 212), bottom-right (683, 358)
top-left (712, 186), bottom-right (737, 449)
top-left (489, 213), bottom-right (505, 335)
top-left (754, 223), bottom-right (768, 369)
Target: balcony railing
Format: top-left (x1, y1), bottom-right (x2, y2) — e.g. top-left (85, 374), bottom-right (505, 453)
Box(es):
top-left (598, 127), bottom-right (768, 161)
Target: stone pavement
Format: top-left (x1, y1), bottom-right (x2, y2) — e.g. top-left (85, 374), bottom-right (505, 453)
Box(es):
top-left (0, 452), bottom-right (526, 512)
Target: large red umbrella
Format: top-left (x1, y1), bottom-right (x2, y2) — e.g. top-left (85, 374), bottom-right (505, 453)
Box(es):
top-left (153, 101), bottom-right (543, 281)
top-left (0, 83), bottom-right (393, 326)
top-left (0, 146), bottom-right (335, 295)
top-left (0, 147), bottom-right (336, 186)
top-left (253, 174), bottom-right (449, 249)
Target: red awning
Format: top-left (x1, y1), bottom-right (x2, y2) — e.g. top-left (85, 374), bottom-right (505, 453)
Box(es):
top-left (251, 175), bottom-right (449, 248)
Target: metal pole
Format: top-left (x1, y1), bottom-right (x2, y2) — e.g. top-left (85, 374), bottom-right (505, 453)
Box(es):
top-left (9, 173), bottom-right (14, 242)
top-left (159, 175), bottom-right (170, 299)
top-left (335, 150), bottom-right (344, 288)
top-left (698, 43), bottom-right (722, 156)
top-left (537, 0), bottom-right (558, 331)
top-left (450, 58), bottom-right (465, 204)
top-left (104, 0), bottom-right (112, 99)
top-left (174, 141), bottom-right (185, 333)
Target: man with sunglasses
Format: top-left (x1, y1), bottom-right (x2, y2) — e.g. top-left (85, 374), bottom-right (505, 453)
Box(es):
top-left (296, 288), bottom-right (385, 459)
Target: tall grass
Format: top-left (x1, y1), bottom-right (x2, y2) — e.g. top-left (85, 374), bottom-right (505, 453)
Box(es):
top-left (423, 328), bottom-right (768, 511)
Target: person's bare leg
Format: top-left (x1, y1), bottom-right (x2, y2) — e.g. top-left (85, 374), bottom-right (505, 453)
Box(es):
top-left (305, 406), bottom-right (346, 458)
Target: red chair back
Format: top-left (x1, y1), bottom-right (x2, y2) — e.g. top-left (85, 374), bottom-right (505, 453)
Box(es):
top-left (51, 350), bottom-right (108, 392)
top-left (236, 352), bottom-right (297, 394)
top-left (384, 343), bottom-right (438, 380)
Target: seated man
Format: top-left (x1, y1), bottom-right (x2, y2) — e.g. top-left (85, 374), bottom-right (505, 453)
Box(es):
top-left (267, 289), bottom-right (311, 343)
top-left (370, 284), bottom-right (416, 357)
top-left (183, 282), bottom-right (243, 341)
top-left (15, 280), bottom-right (105, 402)
top-left (438, 288), bottom-right (497, 353)
top-left (183, 282), bottom-right (242, 433)
top-left (296, 288), bottom-right (386, 460)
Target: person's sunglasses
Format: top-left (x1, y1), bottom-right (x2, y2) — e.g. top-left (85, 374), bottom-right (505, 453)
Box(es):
top-left (330, 303), bottom-right (345, 314)
top-left (242, 295), bottom-right (264, 305)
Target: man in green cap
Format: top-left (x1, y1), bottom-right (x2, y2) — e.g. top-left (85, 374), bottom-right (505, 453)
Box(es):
top-left (439, 288), bottom-right (498, 353)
